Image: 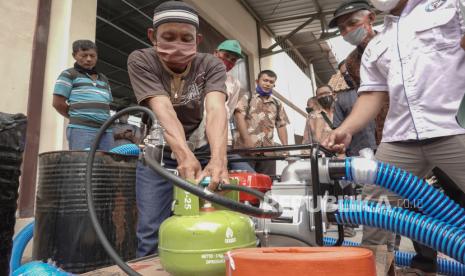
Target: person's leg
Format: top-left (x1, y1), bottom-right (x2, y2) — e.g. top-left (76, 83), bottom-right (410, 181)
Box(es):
top-left (362, 142), bottom-right (432, 276)
top-left (66, 127), bottom-right (72, 150)
top-left (409, 135), bottom-right (465, 273)
top-left (135, 159), bottom-right (176, 257)
top-left (426, 134), bottom-right (465, 194)
top-left (98, 131), bottom-right (115, 151)
top-left (67, 127), bottom-right (97, 150)
top-left (254, 160), bottom-right (276, 176)
top-left (432, 167), bottom-right (465, 208)
top-left (228, 154), bottom-right (255, 172)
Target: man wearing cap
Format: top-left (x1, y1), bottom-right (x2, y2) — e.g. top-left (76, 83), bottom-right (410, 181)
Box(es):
top-left (324, 0), bottom-right (465, 275)
top-left (127, 1), bottom-right (229, 256)
top-left (329, 0), bottom-right (388, 145)
top-left (213, 40), bottom-right (254, 171)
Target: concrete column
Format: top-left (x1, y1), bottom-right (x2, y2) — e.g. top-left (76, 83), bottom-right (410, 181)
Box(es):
top-left (0, 0), bottom-right (39, 114)
top-left (39, 0), bottom-right (97, 153)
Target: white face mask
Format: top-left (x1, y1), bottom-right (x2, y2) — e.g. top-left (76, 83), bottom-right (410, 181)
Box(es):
top-left (343, 26), bottom-right (368, 46)
top-left (370, 0), bottom-right (401, 12)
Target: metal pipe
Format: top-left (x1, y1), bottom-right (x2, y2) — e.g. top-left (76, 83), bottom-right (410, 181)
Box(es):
top-left (280, 159), bottom-right (312, 183)
top-left (266, 17), bottom-right (315, 51)
top-left (121, 0), bottom-right (152, 21)
top-left (195, 144), bottom-right (333, 158)
top-left (225, 155), bottom-right (310, 163)
top-left (97, 15), bottom-right (151, 47)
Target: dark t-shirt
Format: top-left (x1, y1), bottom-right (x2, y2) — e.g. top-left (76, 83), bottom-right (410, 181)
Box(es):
top-left (333, 89), bottom-right (377, 156)
top-left (127, 48), bottom-right (227, 139)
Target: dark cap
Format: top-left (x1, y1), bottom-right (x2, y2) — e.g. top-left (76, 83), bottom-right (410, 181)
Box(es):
top-left (153, 1), bottom-right (199, 29)
top-left (328, 0), bottom-right (371, 28)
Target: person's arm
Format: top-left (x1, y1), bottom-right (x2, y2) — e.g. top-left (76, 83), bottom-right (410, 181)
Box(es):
top-left (275, 100), bottom-right (289, 145)
top-left (234, 94), bottom-right (255, 148)
top-left (302, 117), bottom-right (311, 143)
top-left (333, 94), bottom-right (346, 128)
top-left (277, 126), bottom-right (288, 145)
top-left (52, 95), bottom-right (69, 118)
top-left (198, 92), bottom-right (229, 190)
top-left (53, 70), bottom-right (73, 118)
top-left (234, 111), bottom-right (254, 148)
top-left (312, 116), bottom-right (326, 142)
top-left (147, 96), bottom-right (201, 180)
top-left (322, 92), bottom-right (388, 152)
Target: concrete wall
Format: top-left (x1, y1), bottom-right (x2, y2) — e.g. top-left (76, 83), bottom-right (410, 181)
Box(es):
top-left (0, 0), bottom-right (39, 114)
top-left (39, 0), bottom-right (97, 153)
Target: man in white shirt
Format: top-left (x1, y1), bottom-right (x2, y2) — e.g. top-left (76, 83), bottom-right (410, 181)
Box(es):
top-left (213, 40), bottom-right (254, 171)
top-left (323, 0), bottom-right (465, 275)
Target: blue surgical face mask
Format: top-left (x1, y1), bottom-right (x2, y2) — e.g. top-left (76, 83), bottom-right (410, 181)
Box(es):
top-left (343, 26), bottom-right (368, 46)
top-left (256, 85), bottom-right (272, 97)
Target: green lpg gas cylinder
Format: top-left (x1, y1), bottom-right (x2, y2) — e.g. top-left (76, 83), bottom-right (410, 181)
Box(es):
top-left (158, 177), bottom-right (257, 276)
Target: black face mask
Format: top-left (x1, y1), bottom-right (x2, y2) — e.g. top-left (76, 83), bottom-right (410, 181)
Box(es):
top-left (343, 72), bottom-right (355, 89)
top-left (318, 96), bottom-right (334, 109)
top-left (306, 107), bottom-right (314, 114)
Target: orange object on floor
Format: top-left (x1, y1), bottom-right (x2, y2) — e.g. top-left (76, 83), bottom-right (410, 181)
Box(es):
top-left (225, 247), bottom-right (376, 276)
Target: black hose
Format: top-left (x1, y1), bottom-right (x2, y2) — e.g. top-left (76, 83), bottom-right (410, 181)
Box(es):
top-left (85, 107), bottom-right (283, 276)
top-left (86, 107), bottom-right (150, 276)
top-left (219, 184), bottom-right (266, 200)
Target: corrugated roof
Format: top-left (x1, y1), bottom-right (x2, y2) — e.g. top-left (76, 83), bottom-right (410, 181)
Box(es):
top-left (242, 0), bottom-right (351, 85)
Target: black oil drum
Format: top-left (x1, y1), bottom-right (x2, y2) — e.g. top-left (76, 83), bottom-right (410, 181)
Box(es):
top-left (33, 151), bottom-right (138, 273)
top-left (0, 112), bottom-right (26, 275)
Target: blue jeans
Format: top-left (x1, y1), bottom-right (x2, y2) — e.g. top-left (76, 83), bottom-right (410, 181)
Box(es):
top-left (66, 127), bottom-right (114, 151)
top-left (227, 154), bottom-right (254, 172)
top-left (136, 147), bottom-right (209, 257)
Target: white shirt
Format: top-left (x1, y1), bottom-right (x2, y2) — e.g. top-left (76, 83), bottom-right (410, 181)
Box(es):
top-left (359, 0), bottom-right (465, 142)
top-left (225, 73), bottom-right (242, 146)
top-left (187, 72), bottom-right (242, 148)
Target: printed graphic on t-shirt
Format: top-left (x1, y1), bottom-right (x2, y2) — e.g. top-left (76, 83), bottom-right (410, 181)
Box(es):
top-left (178, 72), bottom-right (206, 105)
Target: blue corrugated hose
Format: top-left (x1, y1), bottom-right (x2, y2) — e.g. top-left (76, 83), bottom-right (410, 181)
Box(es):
top-left (335, 199), bottom-right (465, 265)
top-left (345, 158), bottom-right (465, 228)
top-left (12, 261), bottom-right (73, 276)
top-left (109, 144), bottom-right (140, 156)
top-left (10, 221), bottom-right (34, 274)
top-left (323, 237), bottom-right (465, 275)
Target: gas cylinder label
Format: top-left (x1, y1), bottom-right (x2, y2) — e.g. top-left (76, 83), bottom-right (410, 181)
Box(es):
top-left (201, 253), bottom-right (225, 265)
top-left (224, 227), bottom-right (236, 244)
top-left (184, 191), bottom-right (192, 210)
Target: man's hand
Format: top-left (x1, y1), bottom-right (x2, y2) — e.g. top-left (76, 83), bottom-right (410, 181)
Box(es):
top-left (176, 152), bottom-right (202, 181)
top-left (321, 128), bottom-right (353, 153)
top-left (52, 95), bottom-right (69, 118)
top-left (321, 92), bottom-right (387, 152)
top-left (197, 157), bottom-right (229, 191)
